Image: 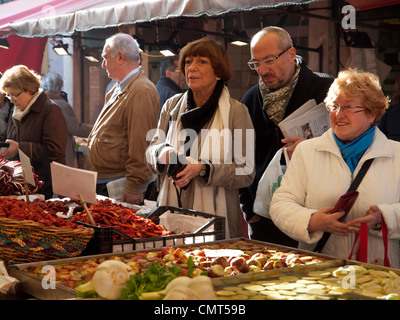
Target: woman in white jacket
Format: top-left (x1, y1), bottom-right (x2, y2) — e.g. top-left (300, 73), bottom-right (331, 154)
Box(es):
top-left (270, 69), bottom-right (400, 268)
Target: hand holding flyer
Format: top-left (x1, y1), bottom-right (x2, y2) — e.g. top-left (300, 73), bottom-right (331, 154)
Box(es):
top-left (278, 99), bottom-right (331, 139)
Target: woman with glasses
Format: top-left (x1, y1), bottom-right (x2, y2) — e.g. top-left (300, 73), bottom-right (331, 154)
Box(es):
top-left (0, 65), bottom-right (67, 199)
top-left (270, 69), bottom-right (400, 268)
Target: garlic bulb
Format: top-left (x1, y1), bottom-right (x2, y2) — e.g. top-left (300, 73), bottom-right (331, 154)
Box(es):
top-left (164, 285), bottom-right (196, 300)
top-left (163, 275), bottom-right (217, 300)
top-left (188, 276), bottom-right (217, 300)
top-left (165, 276), bottom-right (192, 293)
top-left (92, 260), bottom-right (133, 300)
top-left (188, 275), bottom-right (213, 287)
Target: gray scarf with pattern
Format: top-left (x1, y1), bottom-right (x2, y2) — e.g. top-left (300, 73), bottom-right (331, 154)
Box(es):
top-left (259, 60), bottom-right (301, 125)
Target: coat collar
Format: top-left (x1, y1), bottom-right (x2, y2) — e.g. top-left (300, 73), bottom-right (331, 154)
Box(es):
top-left (119, 68), bottom-right (142, 93)
top-left (316, 127), bottom-right (395, 161)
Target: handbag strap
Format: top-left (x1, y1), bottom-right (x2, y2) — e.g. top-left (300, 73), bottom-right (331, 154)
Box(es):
top-left (356, 222), bottom-right (368, 262)
top-left (348, 218), bottom-right (390, 267)
top-left (382, 218), bottom-right (390, 267)
top-left (347, 158), bottom-right (374, 192)
top-left (313, 158), bottom-right (374, 253)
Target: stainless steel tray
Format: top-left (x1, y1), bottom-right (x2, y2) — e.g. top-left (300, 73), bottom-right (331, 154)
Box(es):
top-left (6, 238), bottom-right (343, 300)
top-left (211, 258), bottom-right (400, 300)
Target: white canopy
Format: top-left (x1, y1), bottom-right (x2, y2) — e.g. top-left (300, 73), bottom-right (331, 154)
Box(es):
top-left (1, 0), bottom-right (322, 38)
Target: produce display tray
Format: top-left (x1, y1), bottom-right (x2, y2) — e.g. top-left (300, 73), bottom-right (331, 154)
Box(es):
top-left (211, 259), bottom-right (400, 300)
top-left (81, 205), bottom-right (226, 254)
top-left (8, 238), bottom-right (338, 300)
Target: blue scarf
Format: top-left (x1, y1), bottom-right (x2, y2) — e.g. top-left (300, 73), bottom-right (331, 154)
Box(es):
top-left (333, 126), bottom-right (375, 173)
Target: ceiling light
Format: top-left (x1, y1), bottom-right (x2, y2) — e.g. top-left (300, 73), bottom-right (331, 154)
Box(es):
top-left (52, 41), bottom-right (70, 56)
top-left (0, 38), bottom-right (10, 49)
top-left (160, 49), bottom-right (175, 57)
top-left (231, 40), bottom-right (248, 46)
top-left (85, 55), bottom-right (99, 62)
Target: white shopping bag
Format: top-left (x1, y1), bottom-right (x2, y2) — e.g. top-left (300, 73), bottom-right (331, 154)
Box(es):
top-left (253, 147), bottom-right (289, 219)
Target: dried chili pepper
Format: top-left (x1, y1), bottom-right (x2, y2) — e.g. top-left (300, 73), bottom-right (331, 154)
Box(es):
top-left (70, 199), bottom-right (171, 239)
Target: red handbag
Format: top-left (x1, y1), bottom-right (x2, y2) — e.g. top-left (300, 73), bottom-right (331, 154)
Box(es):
top-left (348, 218), bottom-right (390, 267)
top-left (333, 191), bottom-right (360, 222)
top-left (314, 159), bottom-right (374, 253)
top-left (314, 191), bottom-right (359, 253)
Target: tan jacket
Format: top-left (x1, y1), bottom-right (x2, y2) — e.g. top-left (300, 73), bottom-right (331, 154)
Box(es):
top-left (87, 69), bottom-right (160, 194)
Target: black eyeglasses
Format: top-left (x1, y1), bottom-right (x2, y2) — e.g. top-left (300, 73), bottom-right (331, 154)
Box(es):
top-left (5, 90), bottom-right (23, 101)
top-left (326, 105), bottom-right (367, 114)
top-left (247, 47), bottom-right (292, 70)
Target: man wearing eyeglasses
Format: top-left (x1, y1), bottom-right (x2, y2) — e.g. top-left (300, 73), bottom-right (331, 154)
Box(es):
top-left (239, 26), bottom-right (334, 246)
top-left (156, 56), bottom-right (185, 110)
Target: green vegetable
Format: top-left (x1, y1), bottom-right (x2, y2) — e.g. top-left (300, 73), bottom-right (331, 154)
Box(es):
top-left (120, 261), bottom-right (185, 300)
top-left (75, 281), bottom-right (98, 298)
top-left (76, 289), bottom-right (98, 299)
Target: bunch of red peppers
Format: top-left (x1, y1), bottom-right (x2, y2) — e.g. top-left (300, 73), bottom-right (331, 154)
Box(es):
top-left (0, 198), bottom-right (172, 239)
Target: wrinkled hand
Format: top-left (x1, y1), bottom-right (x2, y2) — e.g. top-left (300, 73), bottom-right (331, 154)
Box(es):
top-left (121, 190), bottom-right (143, 205)
top-left (308, 206), bottom-right (349, 236)
top-left (2, 139), bottom-right (19, 159)
top-left (173, 156), bottom-right (202, 188)
top-left (281, 136), bottom-right (305, 158)
top-left (347, 205), bottom-right (382, 233)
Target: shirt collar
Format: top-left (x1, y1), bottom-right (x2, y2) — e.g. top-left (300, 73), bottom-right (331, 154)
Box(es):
top-left (118, 66), bottom-right (141, 89)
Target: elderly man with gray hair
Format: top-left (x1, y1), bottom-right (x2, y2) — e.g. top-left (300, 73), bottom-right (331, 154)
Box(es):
top-left (41, 72), bottom-right (92, 168)
top-left (87, 33), bottom-right (160, 205)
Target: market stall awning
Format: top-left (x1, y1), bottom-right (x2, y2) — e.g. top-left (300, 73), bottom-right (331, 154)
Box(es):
top-left (0, 0), bottom-right (97, 37)
top-left (345, 0), bottom-right (400, 10)
top-left (1, 0), bottom-right (323, 38)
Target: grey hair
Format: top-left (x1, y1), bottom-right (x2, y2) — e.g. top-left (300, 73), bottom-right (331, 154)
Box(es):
top-left (160, 56), bottom-right (178, 77)
top-left (251, 26), bottom-right (293, 51)
top-left (105, 33), bottom-right (141, 62)
top-left (41, 72), bottom-right (63, 93)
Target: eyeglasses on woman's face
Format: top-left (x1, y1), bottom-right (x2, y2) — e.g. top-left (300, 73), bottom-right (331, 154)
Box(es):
top-left (247, 47), bottom-right (292, 70)
top-left (5, 90), bottom-right (23, 101)
top-left (326, 104), bottom-right (367, 114)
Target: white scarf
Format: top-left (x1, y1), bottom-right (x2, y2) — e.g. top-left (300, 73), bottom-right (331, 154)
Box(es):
top-left (158, 86), bottom-right (232, 237)
top-left (13, 89), bottom-right (42, 121)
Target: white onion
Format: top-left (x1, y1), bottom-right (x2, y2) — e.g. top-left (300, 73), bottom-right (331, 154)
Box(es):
top-left (91, 260), bottom-right (133, 300)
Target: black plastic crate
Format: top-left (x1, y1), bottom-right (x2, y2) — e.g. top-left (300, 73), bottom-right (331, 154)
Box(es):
top-left (79, 206), bottom-right (225, 255)
top-left (80, 225), bottom-right (113, 255)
